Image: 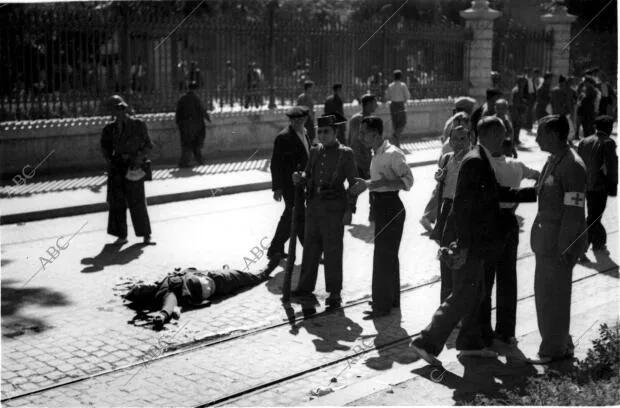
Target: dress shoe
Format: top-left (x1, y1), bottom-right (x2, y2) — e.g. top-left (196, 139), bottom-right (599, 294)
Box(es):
top-left (410, 342), bottom-right (442, 367)
top-left (326, 293), bottom-right (342, 309)
top-left (113, 236), bottom-right (128, 245)
top-left (458, 348), bottom-right (498, 359)
top-left (368, 300), bottom-right (400, 309)
top-left (495, 335), bottom-right (518, 346)
top-left (593, 246), bottom-right (610, 255)
top-left (143, 235), bottom-right (156, 245)
top-left (362, 309), bottom-right (390, 319)
top-left (578, 254), bottom-right (591, 263)
top-left (527, 352), bottom-right (574, 365)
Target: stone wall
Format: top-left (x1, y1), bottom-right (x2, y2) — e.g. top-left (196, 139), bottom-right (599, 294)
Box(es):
top-left (0, 98), bottom-right (456, 177)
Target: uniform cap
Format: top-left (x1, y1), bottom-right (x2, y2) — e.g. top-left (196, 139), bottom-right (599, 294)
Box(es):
top-left (454, 96), bottom-right (476, 111)
top-left (317, 112), bottom-right (347, 128)
top-left (285, 105), bottom-right (310, 118)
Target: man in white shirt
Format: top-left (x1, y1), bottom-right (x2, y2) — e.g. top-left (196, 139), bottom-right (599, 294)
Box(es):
top-left (350, 116), bottom-right (414, 318)
top-left (385, 69), bottom-right (411, 147)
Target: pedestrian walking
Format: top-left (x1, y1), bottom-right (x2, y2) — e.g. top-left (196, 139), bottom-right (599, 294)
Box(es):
top-left (429, 125), bottom-right (471, 302)
top-left (523, 67), bottom-right (537, 132)
top-left (577, 115), bottom-right (618, 261)
top-left (297, 80), bottom-right (316, 144)
top-left (223, 60), bottom-right (236, 107)
top-left (511, 76), bottom-right (529, 145)
top-left (385, 69), bottom-right (411, 147)
top-left (348, 93), bottom-right (378, 222)
top-left (576, 76), bottom-right (598, 139)
top-left (267, 106), bottom-right (311, 267)
top-left (494, 99), bottom-right (516, 158)
top-left (244, 61), bottom-right (262, 109)
top-left (175, 81), bottom-right (212, 168)
top-left (349, 116), bottom-right (414, 318)
top-left (471, 88), bottom-right (501, 144)
top-left (420, 98), bottom-right (474, 233)
top-left (409, 117), bottom-right (535, 366)
top-left (535, 72), bottom-right (553, 121)
top-left (480, 144), bottom-right (540, 347)
top-left (551, 75), bottom-right (576, 142)
top-left (528, 114), bottom-right (588, 364)
top-left (324, 83), bottom-right (346, 145)
top-left (291, 113), bottom-right (360, 309)
top-left (100, 95), bottom-right (155, 246)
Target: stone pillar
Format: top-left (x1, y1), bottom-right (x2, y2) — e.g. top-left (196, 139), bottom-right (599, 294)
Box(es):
top-left (541, 3), bottom-right (577, 77)
top-left (460, 1), bottom-right (501, 99)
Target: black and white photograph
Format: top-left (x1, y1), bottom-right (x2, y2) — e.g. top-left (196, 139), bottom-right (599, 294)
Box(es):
top-left (0, 0), bottom-right (618, 406)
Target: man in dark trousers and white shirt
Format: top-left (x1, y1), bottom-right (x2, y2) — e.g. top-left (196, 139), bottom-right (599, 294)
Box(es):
top-left (577, 115), bottom-right (618, 260)
top-left (350, 116), bottom-right (414, 318)
top-left (409, 117), bottom-right (536, 366)
top-left (385, 69), bottom-right (411, 147)
top-left (267, 106), bottom-right (311, 267)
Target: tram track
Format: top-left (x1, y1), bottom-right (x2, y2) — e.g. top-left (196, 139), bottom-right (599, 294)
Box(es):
top-left (3, 228), bottom-right (618, 405)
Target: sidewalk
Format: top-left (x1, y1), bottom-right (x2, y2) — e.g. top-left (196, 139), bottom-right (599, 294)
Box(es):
top-left (0, 137), bottom-right (443, 225)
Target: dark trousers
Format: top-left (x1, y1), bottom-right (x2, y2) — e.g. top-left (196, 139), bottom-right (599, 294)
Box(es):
top-left (434, 199), bottom-right (454, 303)
top-left (390, 101), bottom-right (406, 146)
top-left (422, 184), bottom-right (439, 223)
top-left (586, 191), bottom-right (608, 250)
top-left (412, 254), bottom-right (486, 355)
top-left (358, 167), bottom-right (375, 220)
top-left (479, 210), bottom-right (519, 344)
top-left (297, 197), bottom-right (346, 294)
top-left (524, 100), bottom-right (534, 130)
top-left (244, 86), bottom-right (262, 108)
top-left (268, 187), bottom-right (305, 258)
top-left (106, 170), bottom-right (151, 238)
top-left (578, 108), bottom-right (596, 138)
top-left (179, 144), bottom-right (204, 167)
top-left (371, 192), bottom-right (405, 312)
top-left (304, 119), bottom-right (316, 144)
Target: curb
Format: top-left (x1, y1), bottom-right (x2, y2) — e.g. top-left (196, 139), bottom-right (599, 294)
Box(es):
top-left (0, 159), bottom-right (438, 225)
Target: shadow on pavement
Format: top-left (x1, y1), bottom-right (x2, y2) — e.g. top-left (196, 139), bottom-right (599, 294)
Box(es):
top-left (1, 278), bottom-right (70, 338)
top-left (364, 311), bottom-right (418, 371)
top-left (80, 243), bottom-right (145, 273)
top-left (348, 223), bottom-right (375, 243)
top-left (296, 308), bottom-right (363, 353)
top-left (578, 251), bottom-right (619, 277)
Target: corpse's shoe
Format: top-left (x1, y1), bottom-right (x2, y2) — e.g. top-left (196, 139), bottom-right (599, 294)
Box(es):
top-left (410, 342), bottom-right (443, 367)
top-left (113, 236), bottom-right (128, 245)
top-left (419, 217), bottom-right (433, 233)
top-left (153, 311), bottom-right (170, 330)
top-left (458, 348), bottom-right (498, 359)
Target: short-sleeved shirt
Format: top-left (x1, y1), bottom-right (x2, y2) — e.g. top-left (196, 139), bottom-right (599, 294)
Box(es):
top-left (369, 140), bottom-right (414, 192)
top-left (385, 81), bottom-right (411, 103)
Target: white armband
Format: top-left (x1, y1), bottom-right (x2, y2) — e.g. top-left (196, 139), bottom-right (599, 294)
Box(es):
top-left (564, 192), bottom-right (585, 207)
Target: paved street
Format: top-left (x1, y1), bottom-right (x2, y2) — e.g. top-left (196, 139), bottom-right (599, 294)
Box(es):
top-left (1, 135), bottom-right (618, 406)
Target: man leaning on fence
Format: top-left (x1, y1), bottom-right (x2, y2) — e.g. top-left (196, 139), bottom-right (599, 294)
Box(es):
top-left (100, 95), bottom-right (155, 246)
top-left (175, 81), bottom-right (212, 168)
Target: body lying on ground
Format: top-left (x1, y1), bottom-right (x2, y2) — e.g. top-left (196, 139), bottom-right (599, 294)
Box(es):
top-left (123, 266), bottom-right (273, 328)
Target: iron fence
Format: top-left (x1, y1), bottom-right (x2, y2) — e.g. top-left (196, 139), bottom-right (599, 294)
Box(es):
top-left (492, 25), bottom-right (554, 92)
top-left (0, 6), bottom-right (471, 121)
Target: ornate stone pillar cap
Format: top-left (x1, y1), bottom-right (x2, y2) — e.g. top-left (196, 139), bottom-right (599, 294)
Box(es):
top-left (541, 4), bottom-right (577, 24)
top-left (459, 0), bottom-right (502, 21)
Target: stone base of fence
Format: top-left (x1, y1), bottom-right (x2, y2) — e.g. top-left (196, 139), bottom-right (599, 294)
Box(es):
top-left (0, 98), bottom-right (457, 178)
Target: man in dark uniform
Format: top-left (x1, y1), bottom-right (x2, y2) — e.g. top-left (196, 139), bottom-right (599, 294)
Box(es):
top-left (324, 83), bottom-right (346, 144)
top-left (175, 81), bottom-right (212, 167)
top-left (529, 115), bottom-right (588, 364)
top-left (291, 113), bottom-right (361, 308)
top-left (101, 95), bottom-right (155, 245)
top-left (267, 106), bottom-right (311, 266)
top-left (577, 115), bottom-right (618, 260)
top-left (123, 266), bottom-right (274, 329)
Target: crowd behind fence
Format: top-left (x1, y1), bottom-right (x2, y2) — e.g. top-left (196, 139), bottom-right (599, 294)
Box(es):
top-left (0, 7), bottom-right (471, 121)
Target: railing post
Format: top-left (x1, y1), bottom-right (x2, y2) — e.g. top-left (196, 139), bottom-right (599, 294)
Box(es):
top-left (460, 0), bottom-right (502, 99)
top-left (120, 3), bottom-right (131, 94)
top-left (541, 2), bottom-right (576, 77)
top-left (267, 0), bottom-right (278, 109)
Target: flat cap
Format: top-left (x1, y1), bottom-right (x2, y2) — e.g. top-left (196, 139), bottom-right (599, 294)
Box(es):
top-left (455, 96), bottom-right (476, 111)
top-left (285, 105), bottom-right (310, 118)
top-left (317, 112), bottom-right (347, 128)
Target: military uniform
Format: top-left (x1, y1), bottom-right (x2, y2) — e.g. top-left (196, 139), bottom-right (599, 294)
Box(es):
top-left (295, 139), bottom-right (358, 300)
top-left (531, 146), bottom-right (587, 359)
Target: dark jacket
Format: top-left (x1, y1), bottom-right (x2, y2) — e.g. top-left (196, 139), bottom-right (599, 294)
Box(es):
top-left (577, 132), bottom-right (618, 196)
top-left (324, 94), bottom-right (344, 116)
top-left (550, 86), bottom-right (571, 116)
top-left (101, 116), bottom-right (153, 169)
top-left (270, 125), bottom-right (311, 194)
top-left (442, 145), bottom-right (536, 259)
